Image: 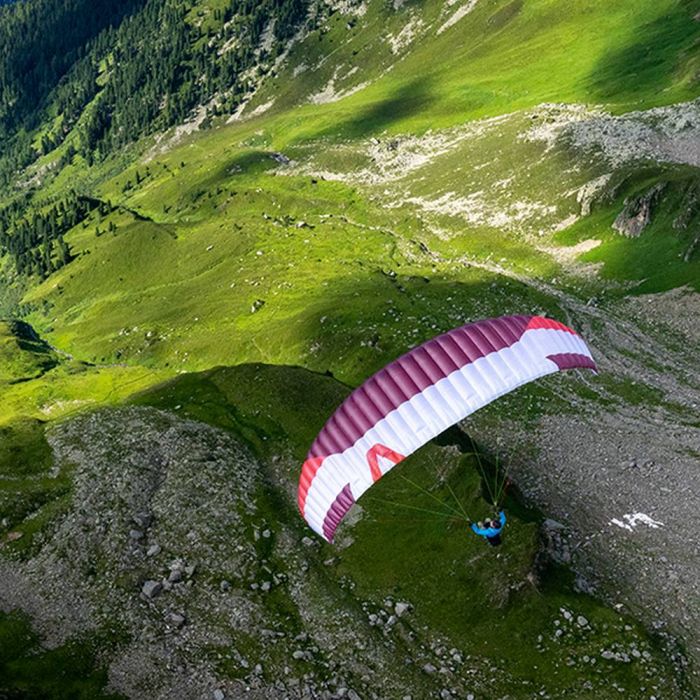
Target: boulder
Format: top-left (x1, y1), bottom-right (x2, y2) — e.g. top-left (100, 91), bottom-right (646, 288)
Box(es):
top-left (612, 183), bottom-right (666, 237)
top-left (167, 611), bottom-right (186, 629)
top-left (133, 512), bottom-right (152, 529)
top-left (142, 580), bottom-right (163, 599)
top-left (394, 602), bottom-right (411, 617)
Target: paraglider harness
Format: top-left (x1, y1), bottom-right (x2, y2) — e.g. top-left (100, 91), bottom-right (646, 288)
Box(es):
top-left (470, 511), bottom-right (506, 546)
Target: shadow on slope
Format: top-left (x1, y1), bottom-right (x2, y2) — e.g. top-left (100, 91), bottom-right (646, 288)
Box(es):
top-left (314, 77), bottom-right (436, 141)
top-left (0, 319), bottom-right (58, 384)
top-left (0, 609), bottom-right (121, 700)
top-left (554, 166), bottom-right (700, 294)
top-left (273, 269), bottom-right (567, 387)
top-left (586, 3), bottom-right (700, 105)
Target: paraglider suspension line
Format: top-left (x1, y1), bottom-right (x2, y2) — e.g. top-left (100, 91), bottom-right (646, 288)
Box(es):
top-left (366, 496), bottom-right (463, 521)
top-left (444, 478), bottom-right (472, 523)
top-left (467, 449), bottom-right (498, 508)
top-left (398, 474), bottom-right (468, 521)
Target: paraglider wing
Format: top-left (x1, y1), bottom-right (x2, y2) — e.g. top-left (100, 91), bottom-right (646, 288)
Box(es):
top-left (298, 315), bottom-right (596, 541)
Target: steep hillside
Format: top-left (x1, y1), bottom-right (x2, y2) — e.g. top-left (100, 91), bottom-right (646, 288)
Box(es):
top-left (0, 365), bottom-right (693, 698)
top-left (1, 0), bottom-right (699, 697)
top-left (0, 319), bottom-right (58, 383)
top-left (0, 0), bottom-right (311, 190)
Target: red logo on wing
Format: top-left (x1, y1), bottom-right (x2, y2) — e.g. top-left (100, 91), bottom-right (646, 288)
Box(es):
top-left (366, 443), bottom-right (405, 482)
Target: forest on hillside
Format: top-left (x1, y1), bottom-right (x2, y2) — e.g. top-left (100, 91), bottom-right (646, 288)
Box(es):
top-left (0, 0), bottom-right (310, 278)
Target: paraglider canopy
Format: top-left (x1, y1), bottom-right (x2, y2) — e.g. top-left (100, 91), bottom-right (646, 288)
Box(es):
top-left (298, 314), bottom-right (596, 542)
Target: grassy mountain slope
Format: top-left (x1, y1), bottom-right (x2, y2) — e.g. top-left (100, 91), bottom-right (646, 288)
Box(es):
top-left (255, 0), bottom-right (700, 130)
top-left (1, 0), bottom-right (700, 697)
top-left (8, 0), bottom-right (696, 379)
top-left (0, 319), bottom-right (58, 383)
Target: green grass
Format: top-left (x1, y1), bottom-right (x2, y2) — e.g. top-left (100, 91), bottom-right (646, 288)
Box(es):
top-left (0, 362), bottom-right (169, 425)
top-left (253, 0), bottom-right (700, 136)
top-left (0, 417), bottom-right (52, 478)
top-left (554, 168), bottom-right (700, 294)
top-left (2, 0), bottom-right (694, 388)
top-left (0, 610), bottom-right (123, 699)
top-left (0, 320), bottom-right (58, 384)
top-left (18, 156), bottom-right (563, 388)
top-left (0, 415), bottom-right (73, 557)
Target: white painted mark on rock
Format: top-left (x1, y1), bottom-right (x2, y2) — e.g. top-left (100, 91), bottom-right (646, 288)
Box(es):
top-left (610, 512), bottom-right (664, 532)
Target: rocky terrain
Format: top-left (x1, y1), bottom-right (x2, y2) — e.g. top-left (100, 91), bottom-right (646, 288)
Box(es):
top-left (458, 277), bottom-right (700, 678)
top-left (0, 406), bottom-right (499, 699)
top-left (1, 0), bottom-right (699, 697)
